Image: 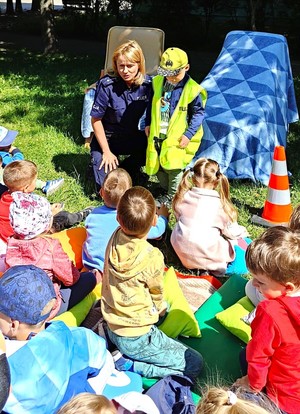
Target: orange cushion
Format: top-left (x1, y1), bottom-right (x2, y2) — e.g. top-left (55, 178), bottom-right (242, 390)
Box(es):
top-left (49, 227), bottom-right (86, 270)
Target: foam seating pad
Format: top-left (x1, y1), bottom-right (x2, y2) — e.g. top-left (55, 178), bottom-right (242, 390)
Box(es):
top-left (49, 227), bottom-right (87, 270)
top-left (216, 296), bottom-right (255, 344)
top-left (159, 267), bottom-right (201, 338)
top-left (179, 274), bottom-right (247, 383)
top-left (53, 284), bottom-right (102, 327)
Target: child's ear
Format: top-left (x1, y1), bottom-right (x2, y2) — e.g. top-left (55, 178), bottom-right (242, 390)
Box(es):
top-left (285, 282), bottom-right (297, 294)
top-left (185, 64), bottom-right (190, 72)
top-left (99, 188), bottom-right (103, 198)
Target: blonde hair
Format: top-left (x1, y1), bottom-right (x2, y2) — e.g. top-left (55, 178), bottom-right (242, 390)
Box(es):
top-left (112, 40), bottom-right (146, 86)
top-left (3, 160), bottom-right (37, 192)
top-left (117, 186), bottom-right (156, 237)
top-left (173, 158), bottom-right (237, 222)
top-left (102, 168), bottom-right (132, 208)
top-left (56, 393), bottom-right (116, 414)
top-left (196, 387), bottom-right (280, 414)
top-left (246, 226), bottom-right (300, 286)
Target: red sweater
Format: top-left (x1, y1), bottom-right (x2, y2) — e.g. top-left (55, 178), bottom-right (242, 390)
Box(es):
top-left (0, 191), bottom-right (13, 243)
top-left (247, 295), bottom-right (300, 414)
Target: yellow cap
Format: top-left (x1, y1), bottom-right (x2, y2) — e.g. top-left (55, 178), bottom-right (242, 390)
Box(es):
top-left (157, 47), bottom-right (188, 76)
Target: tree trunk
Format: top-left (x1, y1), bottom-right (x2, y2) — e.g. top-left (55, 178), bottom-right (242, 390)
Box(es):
top-left (32, 0), bottom-right (41, 12)
top-left (15, 0), bottom-right (23, 13)
top-left (6, 0), bottom-right (15, 14)
top-left (41, 0), bottom-right (58, 54)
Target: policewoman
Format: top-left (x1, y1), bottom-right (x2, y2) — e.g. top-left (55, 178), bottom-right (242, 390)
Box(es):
top-left (90, 40), bottom-right (152, 190)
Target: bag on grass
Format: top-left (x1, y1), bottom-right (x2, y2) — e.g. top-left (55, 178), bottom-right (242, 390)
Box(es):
top-left (145, 374), bottom-right (195, 414)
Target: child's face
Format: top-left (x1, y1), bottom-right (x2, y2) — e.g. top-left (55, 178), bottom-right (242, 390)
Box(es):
top-left (166, 65), bottom-right (189, 84)
top-left (252, 272), bottom-right (287, 299)
top-left (23, 175), bottom-right (37, 193)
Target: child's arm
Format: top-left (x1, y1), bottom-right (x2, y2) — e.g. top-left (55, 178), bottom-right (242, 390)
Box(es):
top-left (51, 238), bottom-right (81, 285)
top-left (180, 94), bottom-right (205, 146)
top-left (245, 304), bottom-right (279, 392)
top-left (222, 221), bottom-right (249, 239)
top-left (147, 205), bottom-right (169, 239)
top-left (147, 251), bottom-right (165, 313)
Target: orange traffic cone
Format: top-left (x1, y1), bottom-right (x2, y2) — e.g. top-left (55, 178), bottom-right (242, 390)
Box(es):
top-left (252, 146), bottom-right (292, 227)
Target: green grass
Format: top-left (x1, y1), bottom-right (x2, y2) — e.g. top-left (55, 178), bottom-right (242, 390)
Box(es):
top-left (0, 45), bottom-right (300, 270)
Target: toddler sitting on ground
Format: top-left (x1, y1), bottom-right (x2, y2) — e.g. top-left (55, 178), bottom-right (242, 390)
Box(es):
top-left (5, 192), bottom-right (97, 318)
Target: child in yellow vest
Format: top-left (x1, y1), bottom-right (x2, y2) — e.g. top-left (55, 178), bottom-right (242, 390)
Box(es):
top-left (145, 47), bottom-right (207, 205)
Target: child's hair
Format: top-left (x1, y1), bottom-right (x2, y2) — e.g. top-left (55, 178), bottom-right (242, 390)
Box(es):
top-left (3, 160), bottom-right (37, 192)
top-left (172, 158), bottom-right (237, 222)
top-left (117, 186), bottom-right (156, 236)
top-left (196, 386), bottom-right (280, 414)
top-left (246, 226), bottom-right (300, 286)
top-left (112, 40), bottom-right (146, 86)
top-left (289, 204), bottom-right (300, 230)
top-left (0, 351), bottom-right (10, 411)
top-left (56, 393), bottom-right (116, 414)
top-left (102, 168), bottom-right (132, 208)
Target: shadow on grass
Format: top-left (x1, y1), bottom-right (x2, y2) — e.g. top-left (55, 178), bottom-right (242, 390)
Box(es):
top-left (52, 153), bottom-right (97, 198)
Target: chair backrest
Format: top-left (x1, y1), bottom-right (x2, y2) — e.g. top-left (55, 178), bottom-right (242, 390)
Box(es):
top-left (103, 26), bottom-right (165, 76)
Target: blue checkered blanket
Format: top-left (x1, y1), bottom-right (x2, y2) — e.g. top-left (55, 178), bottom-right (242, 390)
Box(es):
top-left (193, 30), bottom-right (299, 185)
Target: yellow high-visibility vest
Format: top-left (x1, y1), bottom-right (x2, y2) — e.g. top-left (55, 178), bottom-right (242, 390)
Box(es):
top-left (146, 76), bottom-right (207, 175)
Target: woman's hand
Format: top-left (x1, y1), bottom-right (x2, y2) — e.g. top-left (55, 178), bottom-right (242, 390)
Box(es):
top-left (100, 150), bottom-right (119, 173)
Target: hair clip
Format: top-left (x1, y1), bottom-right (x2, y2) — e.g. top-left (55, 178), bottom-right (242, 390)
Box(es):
top-left (227, 390), bottom-right (237, 405)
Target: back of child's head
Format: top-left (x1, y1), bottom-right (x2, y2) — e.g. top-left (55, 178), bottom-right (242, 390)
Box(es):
top-left (102, 168), bottom-right (132, 208)
top-left (246, 226), bottom-right (300, 286)
top-left (289, 204), bottom-right (300, 230)
top-left (196, 386), bottom-right (279, 414)
top-left (173, 157), bottom-right (237, 222)
top-left (3, 160), bottom-right (37, 192)
top-left (117, 186), bottom-right (156, 237)
top-left (56, 393), bottom-right (116, 414)
top-left (0, 265), bottom-right (56, 328)
top-left (10, 191), bottom-right (52, 240)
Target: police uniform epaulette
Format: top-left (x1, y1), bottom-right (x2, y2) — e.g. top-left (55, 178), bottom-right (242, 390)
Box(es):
top-left (101, 75), bottom-right (117, 87)
top-left (143, 74), bottom-right (153, 84)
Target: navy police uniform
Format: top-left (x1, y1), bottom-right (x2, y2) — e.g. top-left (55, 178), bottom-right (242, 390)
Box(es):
top-left (90, 74), bottom-right (152, 188)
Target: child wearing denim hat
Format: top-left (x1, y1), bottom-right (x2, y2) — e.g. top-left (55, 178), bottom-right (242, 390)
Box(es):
top-left (0, 126), bottom-right (64, 196)
top-left (145, 47), bottom-right (207, 204)
top-left (0, 265), bottom-right (113, 414)
top-left (5, 192), bottom-right (97, 318)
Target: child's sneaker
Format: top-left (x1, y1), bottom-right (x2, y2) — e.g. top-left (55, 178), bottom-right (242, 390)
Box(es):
top-left (78, 206), bottom-right (94, 221)
top-left (43, 178), bottom-right (64, 196)
top-left (112, 350), bottom-right (134, 371)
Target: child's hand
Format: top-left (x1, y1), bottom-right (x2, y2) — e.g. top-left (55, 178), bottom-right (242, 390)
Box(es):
top-left (145, 126), bottom-right (150, 137)
top-left (157, 204), bottom-right (170, 218)
top-left (234, 375), bottom-right (250, 389)
top-left (9, 145), bottom-right (16, 153)
top-left (178, 135), bottom-right (190, 148)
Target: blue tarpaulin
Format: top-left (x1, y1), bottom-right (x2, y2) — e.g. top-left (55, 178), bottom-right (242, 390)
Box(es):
top-left (193, 31), bottom-right (299, 185)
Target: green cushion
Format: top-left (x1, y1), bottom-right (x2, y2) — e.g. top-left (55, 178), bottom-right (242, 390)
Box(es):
top-left (216, 296), bottom-right (255, 344)
top-left (159, 267), bottom-right (201, 338)
top-left (180, 274), bottom-right (247, 383)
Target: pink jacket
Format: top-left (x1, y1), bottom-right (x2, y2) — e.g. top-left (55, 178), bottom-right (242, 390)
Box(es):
top-left (171, 187), bottom-right (246, 275)
top-left (5, 236), bottom-right (80, 318)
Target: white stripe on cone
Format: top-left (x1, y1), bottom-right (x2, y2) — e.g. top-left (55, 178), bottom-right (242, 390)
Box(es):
top-left (266, 188), bottom-right (291, 205)
top-left (271, 159), bottom-right (288, 176)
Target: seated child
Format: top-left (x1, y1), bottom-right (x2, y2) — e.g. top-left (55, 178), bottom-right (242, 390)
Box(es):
top-left (101, 186), bottom-right (203, 380)
top-left (0, 160), bottom-right (93, 259)
top-left (245, 204), bottom-right (300, 306)
top-left (0, 265), bottom-right (113, 414)
top-left (0, 125), bottom-right (64, 196)
top-left (82, 168), bottom-right (169, 275)
top-left (171, 158), bottom-right (249, 276)
top-left (0, 332), bottom-right (10, 412)
top-left (196, 386), bottom-right (281, 414)
top-left (235, 226), bottom-right (300, 414)
top-left (5, 192), bottom-right (97, 318)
